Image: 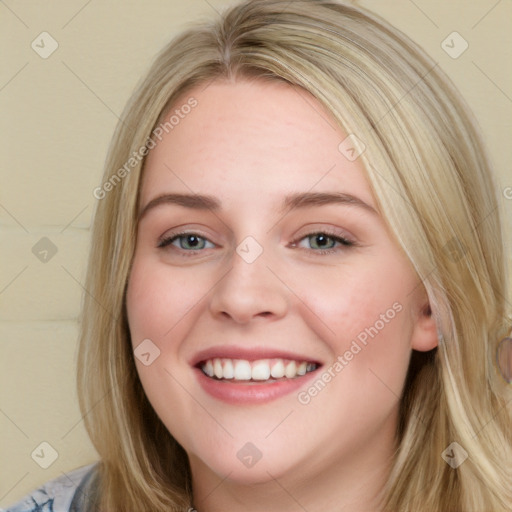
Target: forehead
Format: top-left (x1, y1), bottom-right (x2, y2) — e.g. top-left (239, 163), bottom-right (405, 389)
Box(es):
top-left (140, 79), bottom-right (375, 208)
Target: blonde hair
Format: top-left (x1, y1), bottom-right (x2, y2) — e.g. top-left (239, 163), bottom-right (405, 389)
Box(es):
top-left (77, 1), bottom-right (512, 510)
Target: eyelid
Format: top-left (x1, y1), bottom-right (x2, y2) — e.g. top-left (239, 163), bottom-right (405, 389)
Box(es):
top-left (157, 229), bottom-right (216, 250)
top-left (291, 225), bottom-right (357, 245)
top-left (157, 225), bottom-right (358, 256)
top-left (156, 222), bottom-right (218, 243)
top-left (286, 225), bottom-right (358, 258)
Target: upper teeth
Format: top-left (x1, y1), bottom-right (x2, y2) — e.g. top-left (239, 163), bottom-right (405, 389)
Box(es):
top-left (201, 358), bottom-right (317, 381)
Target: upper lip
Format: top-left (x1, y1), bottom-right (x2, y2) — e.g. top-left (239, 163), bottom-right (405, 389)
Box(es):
top-left (190, 345), bottom-right (323, 367)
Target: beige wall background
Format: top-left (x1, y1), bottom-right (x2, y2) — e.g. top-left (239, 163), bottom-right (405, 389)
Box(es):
top-left (1, 0), bottom-right (511, 506)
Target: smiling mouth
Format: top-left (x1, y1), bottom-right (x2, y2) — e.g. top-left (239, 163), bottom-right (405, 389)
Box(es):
top-left (198, 357), bottom-right (319, 383)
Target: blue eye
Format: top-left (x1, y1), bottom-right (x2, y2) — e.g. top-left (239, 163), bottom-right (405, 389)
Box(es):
top-left (158, 233), bottom-right (214, 251)
top-left (157, 230), bottom-right (355, 257)
top-left (295, 232), bottom-right (354, 254)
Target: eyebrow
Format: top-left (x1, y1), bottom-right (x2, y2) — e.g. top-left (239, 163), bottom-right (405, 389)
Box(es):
top-left (138, 191), bottom-right (377, 220)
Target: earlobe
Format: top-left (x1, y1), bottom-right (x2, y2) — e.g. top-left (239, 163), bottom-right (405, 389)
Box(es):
top-left (411, 302), bottom-right (439, 352)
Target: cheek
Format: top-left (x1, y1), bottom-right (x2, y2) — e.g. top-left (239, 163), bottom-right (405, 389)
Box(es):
top-left (296, 258), bottom-right (413, 344)
top-left (293, 270), bottom-right (414, 440)
top-left (126, 255), bottom-right (208, 345)
top-left (125, 255), bottom-right (208, 440)
top-left (292, 256), bottom-right (415, 391)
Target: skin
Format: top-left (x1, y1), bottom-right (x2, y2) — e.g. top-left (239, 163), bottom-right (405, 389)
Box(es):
top-left (126, 78), bottom-right (438, 512)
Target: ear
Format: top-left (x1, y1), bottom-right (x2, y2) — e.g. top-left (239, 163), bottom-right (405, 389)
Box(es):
top-left (410, 302), bottom-right (439, 352)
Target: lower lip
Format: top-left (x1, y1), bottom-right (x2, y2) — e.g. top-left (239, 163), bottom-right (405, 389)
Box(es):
top-left (194, 367), bottom-right (319, 404)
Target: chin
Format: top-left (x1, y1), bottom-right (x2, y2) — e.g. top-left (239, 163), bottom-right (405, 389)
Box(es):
top-left (188, 441), bottom-right (298, 485)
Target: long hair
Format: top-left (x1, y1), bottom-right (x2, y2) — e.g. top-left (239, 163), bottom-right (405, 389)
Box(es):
top-left (77, 1), bottom-right (512, 510)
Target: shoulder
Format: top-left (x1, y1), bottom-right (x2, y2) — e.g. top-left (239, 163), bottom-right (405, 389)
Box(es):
top-left (1, 463), bottom-right (99, 512)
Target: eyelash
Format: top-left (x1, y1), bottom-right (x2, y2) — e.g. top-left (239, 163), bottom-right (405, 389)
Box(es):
top-left (157, 229), bottom-right (355, 257)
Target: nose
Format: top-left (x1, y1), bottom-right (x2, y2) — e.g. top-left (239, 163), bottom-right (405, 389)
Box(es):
top-left (208, 246), bottom-right (288, 324)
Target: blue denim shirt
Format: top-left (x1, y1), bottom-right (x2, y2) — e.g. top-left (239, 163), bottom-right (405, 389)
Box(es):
top-left (1, 464), bottom-right (98, 512)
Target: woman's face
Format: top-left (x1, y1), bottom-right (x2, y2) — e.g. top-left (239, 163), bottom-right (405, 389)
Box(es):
top-left (126, 79), bottom-right (436, 489)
